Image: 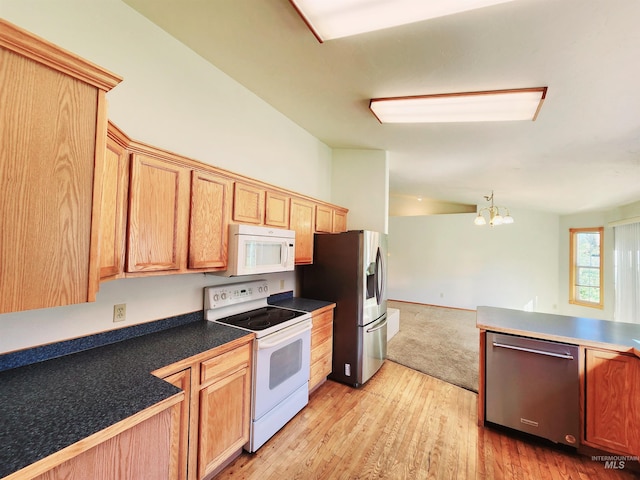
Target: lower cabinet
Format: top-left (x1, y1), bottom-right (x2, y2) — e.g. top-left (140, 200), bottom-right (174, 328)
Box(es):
top-left (584, 348), bottom-right (640, 456)
top-left (154, 336), bottom-right (253, 480)
top-left (164, 369), bottom-right (192, 480)
top-left (198, 343), bottom-right (252, 479)
top-left (309, 305), bottom-right (335, 392)
top-left (30, 403), bottom-right (177, 480)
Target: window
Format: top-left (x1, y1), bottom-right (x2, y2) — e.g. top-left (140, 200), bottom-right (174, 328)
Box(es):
top-left (569, 227), bottom-right (604, 308)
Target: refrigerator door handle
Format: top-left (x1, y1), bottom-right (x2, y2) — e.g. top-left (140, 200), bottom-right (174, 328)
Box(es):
top-left (375, 247), bottom-right (384, 305)
top-left (366, 316), bottom-right (388, 333)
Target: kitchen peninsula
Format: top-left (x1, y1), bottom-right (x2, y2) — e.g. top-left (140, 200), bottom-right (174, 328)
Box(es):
top-left (477, 306), bottom-right (640, 462)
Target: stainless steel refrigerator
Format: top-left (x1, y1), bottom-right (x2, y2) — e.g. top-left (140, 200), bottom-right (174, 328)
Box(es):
top-left (301, 230), bottom-right (387, 387)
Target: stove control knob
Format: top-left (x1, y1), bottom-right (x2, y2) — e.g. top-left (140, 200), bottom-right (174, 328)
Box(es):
top-left (221, 292), bottom-right (228, 300)
top-left (213, 293), bottom-right (219, 302)
top-left (264, 285), bottom-right (268, 292)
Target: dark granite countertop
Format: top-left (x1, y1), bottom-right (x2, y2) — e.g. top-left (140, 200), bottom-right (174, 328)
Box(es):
top-left (268, 297), bottom-right (335, 313)
top-left (0, 319), bottom-right (251, 478)
top-left (477, 306), bottom-right (640, 354)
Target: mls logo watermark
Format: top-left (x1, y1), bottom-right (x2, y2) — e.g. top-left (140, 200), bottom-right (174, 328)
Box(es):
top-left (592, 455), bottom-right (639, 470)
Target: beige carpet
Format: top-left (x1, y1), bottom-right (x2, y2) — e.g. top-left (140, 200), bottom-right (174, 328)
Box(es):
top-left (387, 301), bottom-right (479, 393)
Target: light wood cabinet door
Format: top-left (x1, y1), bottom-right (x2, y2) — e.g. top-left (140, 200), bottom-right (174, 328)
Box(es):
top-left (309, 307), bottom-right (334, 392)
top-left (290, 197), bottom-right (315, 264)
top-left (265, 190), bottom-right (290, 228)
top-left (127, 154), bottom-right (191, 272)
top-left (333, 209), bottom-right (348, 232)
top-left (585, 349), bottom-right (640, 456)
top-left (189, 171), bottom-right (232, 269)
top-left (32, 408), bottom-right (173, 480)
top-left (164, 369), bottom-right (191, 480)
top-left (198, 344), bottom-right (252, 480)
top-left (0, 20), bottom-right (120, 313)
top-left (315, 205), bottom-right (333, 233)
top-left (232, 182), bottom-right (265, 224)
top-left (100, 125), bottom-right (129, 281)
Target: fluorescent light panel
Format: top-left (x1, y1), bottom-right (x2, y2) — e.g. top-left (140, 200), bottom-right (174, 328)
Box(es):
top-left (290, 0), bottom-right (520, 42)
top-left (369, 88), bottom-right (547, 123)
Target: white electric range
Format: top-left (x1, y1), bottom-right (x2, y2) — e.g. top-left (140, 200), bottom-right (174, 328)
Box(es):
top-left (204, 280), bottom-right (312, 452)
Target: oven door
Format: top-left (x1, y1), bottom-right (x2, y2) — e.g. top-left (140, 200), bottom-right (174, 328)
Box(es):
top-left (253, 318), bottom-right (312, 420)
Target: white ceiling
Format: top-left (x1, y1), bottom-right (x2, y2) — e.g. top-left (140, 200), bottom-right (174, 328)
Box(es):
top-left (123, 0), bottom-right (640, 215)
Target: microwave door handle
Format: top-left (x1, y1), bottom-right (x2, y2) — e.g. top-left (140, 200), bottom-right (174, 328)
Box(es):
top-left (282, 241), bottom-right (289, 266)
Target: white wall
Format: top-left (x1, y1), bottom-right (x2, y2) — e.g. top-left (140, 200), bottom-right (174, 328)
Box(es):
top-left (388, 209), bottom-right (560, 313)
top-left (558, 200), bottom-right (640, 321)
top-left (0, 0), bottom-right (332, 353)
top-left (0, 272), bottom-right (295, 354)
top-left (331, 149), bottom-right (389, 233)
top-left (0, 0), bottom-right (333, 202)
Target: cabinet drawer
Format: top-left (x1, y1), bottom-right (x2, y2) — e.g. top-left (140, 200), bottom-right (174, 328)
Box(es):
top-left (313, 334), bottom-right (332, 359)
top-left (312, 310), bottom-right (333, 330)
top-left (311, 322), bottom-right (333, 348)
top-left (201, 343), bottom-right (252, 386)
top-left (310, 352), bottom-right (332, 390)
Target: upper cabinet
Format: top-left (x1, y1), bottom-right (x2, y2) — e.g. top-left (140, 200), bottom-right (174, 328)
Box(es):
top-left (333, 209), bottom-right (348, 233)
top-left (232, 181), bottom-right (265, 225)
top-left (189, 170), bottom-right (232, 270)
top-left (315, 205), bottom-right (333, 233)
top-left (100, 122), bottom-right (130, 281)
top-left (0, 20), bottom-right (349, 312)
top-left (127, 152), bottom-right (191, 273)
top-left (290, 197), bottom-right (316, 264)
top-left (0, 19), bottom-right (121, 313)
top-left (315, 204), bottom-right (348, 234)
top-left (265, 190), bottom-right (290, 228)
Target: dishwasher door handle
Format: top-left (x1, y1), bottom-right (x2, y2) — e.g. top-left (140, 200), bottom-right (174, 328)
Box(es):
top-left (492, 341), bottom-right (575, 360)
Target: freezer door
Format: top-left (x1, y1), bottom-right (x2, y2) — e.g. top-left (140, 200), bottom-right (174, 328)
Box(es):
top-left (360, 314), bottom-right (387, 385)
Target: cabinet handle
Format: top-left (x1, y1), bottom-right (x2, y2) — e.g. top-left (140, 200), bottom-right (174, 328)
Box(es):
top-left (492, 342), bottom-right (574, 360)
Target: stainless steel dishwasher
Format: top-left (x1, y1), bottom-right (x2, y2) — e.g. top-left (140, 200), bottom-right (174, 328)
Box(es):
top-left (485, 332), bottom-right (580, 447)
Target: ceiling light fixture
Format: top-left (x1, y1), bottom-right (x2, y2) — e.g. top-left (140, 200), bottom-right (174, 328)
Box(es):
top-left (474, 191), bottom-right (514, 226)
top-left (370, 87), bottom-right (547, 123)
top-left (289, 0), bottom-right (521, 42)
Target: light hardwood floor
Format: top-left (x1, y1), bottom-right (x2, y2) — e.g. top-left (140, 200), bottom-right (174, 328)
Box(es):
top-left (217, 361), bottom-right (638, 479)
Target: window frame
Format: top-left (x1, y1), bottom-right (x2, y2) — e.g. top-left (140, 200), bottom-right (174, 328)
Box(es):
top-left (569, 226), bottom-right (604, 309)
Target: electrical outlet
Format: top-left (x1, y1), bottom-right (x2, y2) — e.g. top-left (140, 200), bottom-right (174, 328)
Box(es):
top-left (113, 303), bottom-right (126, 322)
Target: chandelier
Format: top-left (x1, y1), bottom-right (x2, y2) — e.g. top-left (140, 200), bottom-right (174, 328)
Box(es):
top-left (474, 191), bottom-right (514, 226)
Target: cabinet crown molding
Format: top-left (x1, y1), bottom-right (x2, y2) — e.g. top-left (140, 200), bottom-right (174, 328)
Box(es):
top-left (0, 18), bottom-right (122, 91)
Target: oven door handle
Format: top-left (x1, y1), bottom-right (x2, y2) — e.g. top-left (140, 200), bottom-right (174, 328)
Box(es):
top-left (257, 321), bottom-right (312, 349)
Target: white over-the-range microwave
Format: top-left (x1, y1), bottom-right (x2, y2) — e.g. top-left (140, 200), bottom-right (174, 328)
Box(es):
top-left (215, 224), bottom-right (296, 276)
